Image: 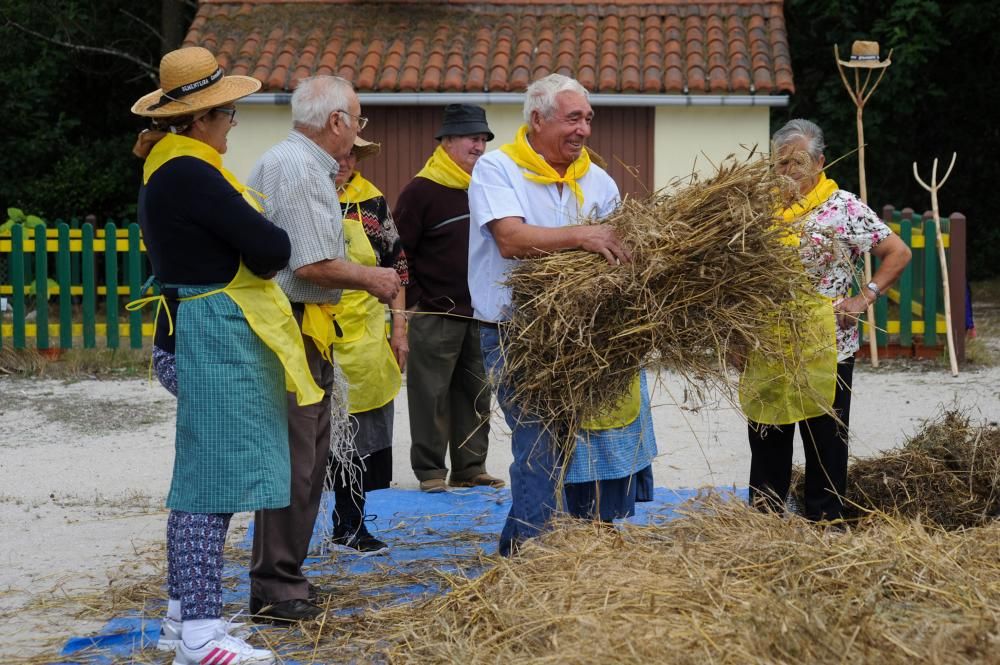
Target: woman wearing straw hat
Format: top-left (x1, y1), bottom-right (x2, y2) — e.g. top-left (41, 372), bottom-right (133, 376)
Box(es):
top-left (325, 136), bottom-right (409, 553)
top-left (738, 118), bottom-right (911, 523)
top-left (131, 46), bottom-right (321, 665)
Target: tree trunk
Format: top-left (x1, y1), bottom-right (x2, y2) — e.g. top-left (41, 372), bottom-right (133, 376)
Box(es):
top-left (160, 0), bottom-right (186, 54)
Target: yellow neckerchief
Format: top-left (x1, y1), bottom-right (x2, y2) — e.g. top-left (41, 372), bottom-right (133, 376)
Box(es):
top-left (499, 124), bottom-right (591, 207)
top-left (133, 134), bottom-right (323, 406)
top-left (338, 170), bottom-right (383, 204)
top-left (143, 133), bottom-right (265, 208)
top-left (738, 172), bottom-right (839, 425)
top-left (415, 144), bottom-right (472, 190)
top-left (779, 172), bottom-right (839, 225)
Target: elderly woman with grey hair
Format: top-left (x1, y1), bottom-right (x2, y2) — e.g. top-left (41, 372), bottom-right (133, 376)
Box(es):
top-left (740, 118), bottom-right (911, 523)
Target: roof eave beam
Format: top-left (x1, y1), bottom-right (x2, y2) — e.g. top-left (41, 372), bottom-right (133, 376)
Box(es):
top-left (239, 92), bottom-right (790, 107)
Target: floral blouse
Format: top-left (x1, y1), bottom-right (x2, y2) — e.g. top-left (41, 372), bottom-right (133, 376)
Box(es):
top-left (799, 190), bottom-right (892, 360)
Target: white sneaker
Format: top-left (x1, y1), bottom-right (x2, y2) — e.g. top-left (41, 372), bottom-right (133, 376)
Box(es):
top-left (156, 617), bottom-right (183, 651)
top-left (172, 631), bottom-right (274, 665)
top-left (157, 614), bottom-right (252, 652)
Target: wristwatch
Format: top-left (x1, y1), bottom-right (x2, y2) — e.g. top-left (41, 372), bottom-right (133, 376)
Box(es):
top-left (865, 281), bottom-right (881, 300)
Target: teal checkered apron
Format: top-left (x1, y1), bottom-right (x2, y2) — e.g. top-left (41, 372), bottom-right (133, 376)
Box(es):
top-left (166, 285), bottom-right (291, 513)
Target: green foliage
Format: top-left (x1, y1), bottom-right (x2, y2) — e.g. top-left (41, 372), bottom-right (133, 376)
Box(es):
top-left (777, 0), bottom-right (1000, 278)
top-left (0, 1), bottom-right (191, 221)
top-left (0, 208), bottom-right (46, 234)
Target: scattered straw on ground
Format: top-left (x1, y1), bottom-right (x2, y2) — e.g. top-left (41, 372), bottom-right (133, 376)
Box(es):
top-left (16, 495), bottom-right (1000, 664)
top-left (794, 410), bottom-right (1000, 529)
top-left (317, 498), bottom-right (999, 664)
top-left (500, 153), bottom-right (819, 439)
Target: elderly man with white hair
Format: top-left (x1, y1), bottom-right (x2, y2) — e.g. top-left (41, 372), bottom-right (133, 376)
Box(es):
top-left (247, 75), bottom-right (401, 622)
top-left (469, 74), bottom-right (657, 556)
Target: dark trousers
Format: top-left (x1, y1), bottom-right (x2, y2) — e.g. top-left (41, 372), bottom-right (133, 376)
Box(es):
top-left (407, 313), bottom-right (491, 482)
top-left (748, 358), bottom-right (854, 521)
top-left (250, 332), bottom-right (333, 603)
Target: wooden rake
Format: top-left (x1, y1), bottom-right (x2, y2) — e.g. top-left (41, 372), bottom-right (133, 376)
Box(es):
top-left (914, 153), bottom-right (959, 376)
top-left (835, 44), bottom-right (892, 366)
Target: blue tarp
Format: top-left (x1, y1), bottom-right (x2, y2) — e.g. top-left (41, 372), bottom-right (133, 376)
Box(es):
top-left (56, 486), bottom-right (746, 664)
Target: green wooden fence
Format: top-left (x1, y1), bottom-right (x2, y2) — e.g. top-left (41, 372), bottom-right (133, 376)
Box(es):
top-left (0, 221), bottom-right (154, 350)
top-left (858, 206), bottom-right (967, 362)
top-left (0, 208), bottom-right (970, 360)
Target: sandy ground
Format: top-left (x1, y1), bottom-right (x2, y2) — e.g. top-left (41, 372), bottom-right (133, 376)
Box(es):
top-left (1, 364), bottom-right (999, 658)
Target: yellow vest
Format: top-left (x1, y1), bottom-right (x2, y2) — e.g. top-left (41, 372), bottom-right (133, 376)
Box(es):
top-left (133, 133), bottom-right (324, 407)
top-left (738, 174), bottom-right (839, 424)
top-left (331, 181), bottom-right (402, 413)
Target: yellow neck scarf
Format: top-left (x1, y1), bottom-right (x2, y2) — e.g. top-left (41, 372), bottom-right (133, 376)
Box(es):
top-left (415, 145), bottom-right (472, 190)
top-left (500, 124), bottom-right (591, 207)
top-left (143, 134), bottom-right (264, 211)
top-left (779, 172), bottom-right (838, 223)
top-left (338, 171), bottom-right (383, 204)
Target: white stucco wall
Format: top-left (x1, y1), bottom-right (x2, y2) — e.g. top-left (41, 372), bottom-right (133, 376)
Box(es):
top-left (653, 106), bottom-right (772, 191)
top-left (226, 100), bottom-right (772, 189)
top-left (226, 105), bottom-right (294, 182)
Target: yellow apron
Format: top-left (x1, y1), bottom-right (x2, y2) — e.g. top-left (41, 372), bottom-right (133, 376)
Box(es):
top-left (129, 133), bottom-right (324, 407)
top-left (581, 374), bottom-right (642, 430)
top-left (330, 208), bottom-right (401, 414)
top-left (180, 262), bottom-right (325, 407)
top-left (738, 174), bottom-right (839, 425)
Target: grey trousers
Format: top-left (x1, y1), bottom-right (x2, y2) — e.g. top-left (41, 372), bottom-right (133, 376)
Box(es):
top-left (250, 330), bottom-right (333, 603)
top-left (407, 313), bottom-right (491, 482)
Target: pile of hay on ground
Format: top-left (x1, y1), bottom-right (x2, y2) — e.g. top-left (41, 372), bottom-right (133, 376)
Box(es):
top-left (794, 411), bottom-right (1000, 529)
top-left (500, 154), bottom-right (818, 432)
top-left (290, 498), bottom-right (1000, 664)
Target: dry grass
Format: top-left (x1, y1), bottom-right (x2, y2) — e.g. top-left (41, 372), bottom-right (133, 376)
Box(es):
top-left (296, 498), bottom-right (1000, 664)
top-left (794, 411), bottom-right (1000, 529)
top-left (0, 345), bottom-right (150, 379)
top-left (499, 153), bottom-right (824, 446)
top-left (14, 489), bottom-right (1000, 664)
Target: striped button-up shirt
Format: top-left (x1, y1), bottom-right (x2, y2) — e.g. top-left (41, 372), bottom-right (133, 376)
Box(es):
top-left (247, 130), bottom-right (344, 303)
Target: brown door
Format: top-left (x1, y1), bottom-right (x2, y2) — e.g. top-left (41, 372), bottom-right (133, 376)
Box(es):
top-left (359, 106), bottom-right (444, 207)
top-left (588, 106), bottom-right (655, 198)
top-left (361, 105), bottom-right (653, 206)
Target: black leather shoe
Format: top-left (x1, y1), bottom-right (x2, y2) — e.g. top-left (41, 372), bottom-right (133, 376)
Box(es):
top-left (307, 583), bottom-right (332, 602)
top-left (250, 597), bottom-right (323, 623)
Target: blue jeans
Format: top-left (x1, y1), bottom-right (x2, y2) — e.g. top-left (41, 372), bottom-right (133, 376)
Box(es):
top-left (480, 326), bottom-right (566, 556)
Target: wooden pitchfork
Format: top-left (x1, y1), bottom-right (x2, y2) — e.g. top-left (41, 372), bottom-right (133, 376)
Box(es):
top-left (835, 44), bottom-right (892, 366)
top-left (913, 153), bottom-right (959, 376)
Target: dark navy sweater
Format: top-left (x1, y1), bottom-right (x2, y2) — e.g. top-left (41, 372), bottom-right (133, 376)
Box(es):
top-left (138, 156), bottom-right (291, 351)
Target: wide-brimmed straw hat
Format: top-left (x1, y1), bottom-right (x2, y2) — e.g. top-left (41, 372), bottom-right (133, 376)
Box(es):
top-left (131, 47), bottom-right (261, 117)
top-left (838, 40), bottom-right (891, 69)
top-left (351, 136), bottom-right (381, 161)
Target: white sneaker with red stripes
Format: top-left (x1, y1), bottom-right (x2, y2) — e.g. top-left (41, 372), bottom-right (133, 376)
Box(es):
top-left (172, 631), bottom-right (274, 665)
top-left (157, 614), bottom-right (252, 651)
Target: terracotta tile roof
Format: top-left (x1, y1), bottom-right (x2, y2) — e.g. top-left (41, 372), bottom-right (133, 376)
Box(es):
top-left (184, 0), bottom-right (794, 95)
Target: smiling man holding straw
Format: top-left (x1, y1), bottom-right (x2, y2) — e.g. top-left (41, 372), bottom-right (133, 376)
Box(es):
top-left (469, 74), bottom-right (658, 556)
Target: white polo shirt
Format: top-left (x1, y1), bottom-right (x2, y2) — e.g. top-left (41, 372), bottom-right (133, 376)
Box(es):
top-left (467, 150), bottom-right (620, 322)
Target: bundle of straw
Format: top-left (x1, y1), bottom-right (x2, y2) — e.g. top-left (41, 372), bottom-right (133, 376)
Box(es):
top-left (307, 498), bottom-right (1000, 664)
top-left (793, 411), bottom-right (1000, 528)
top-left (500, 154), bottom-right (819, 433)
